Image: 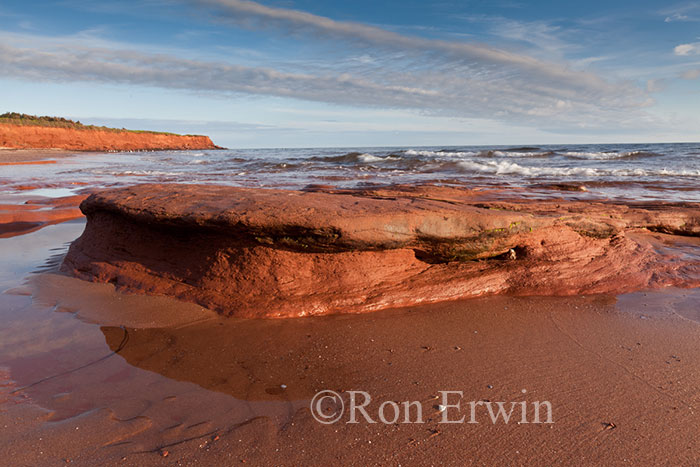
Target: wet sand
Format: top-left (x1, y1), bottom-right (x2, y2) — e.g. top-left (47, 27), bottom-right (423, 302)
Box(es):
top-left (0, 150), bottom-right (91, 237)
top-left (1, 220), bottom-right (700, 465)
top-left (0, 193), bottom-right (87, 239)
top-left (0, 148), bottom-right (75, 164)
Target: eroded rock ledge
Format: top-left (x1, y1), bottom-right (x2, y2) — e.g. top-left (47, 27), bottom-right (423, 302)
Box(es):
top-left (61, 184), bottom-right (700, 318)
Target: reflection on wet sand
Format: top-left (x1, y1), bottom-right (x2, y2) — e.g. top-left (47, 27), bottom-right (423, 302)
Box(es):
top-left (2, 218), bottom-right (700, 464)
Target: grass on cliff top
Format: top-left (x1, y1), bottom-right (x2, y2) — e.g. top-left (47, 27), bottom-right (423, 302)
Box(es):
top-left (0, 112), bottom-right (203, 137)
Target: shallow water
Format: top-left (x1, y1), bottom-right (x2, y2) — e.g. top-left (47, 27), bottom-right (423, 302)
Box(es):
top-left (0, 220), bottom-right (303, 454)
top-left (2, 143), bottom-right (699, 202)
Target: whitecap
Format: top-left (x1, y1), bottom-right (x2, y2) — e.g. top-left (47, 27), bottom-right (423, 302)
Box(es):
top-left (405, 149), bottom-right (478, 158)
top-left (457, 160), bottom-right (599, 177)
top-left (358, 153), bottom-right (386, 163)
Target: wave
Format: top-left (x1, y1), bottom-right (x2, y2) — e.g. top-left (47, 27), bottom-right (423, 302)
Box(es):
top-left (457, 160), bottom-right (599, 177)
top-left (405, 149), bottom-right (552, 158)
top-left (407, 148), bottom-right (663, 160)
top-left (477, 150), bottom-right (553, 158)
top-left (312, 152), bottom-right (401, 163)
top-left (655, 168), bottom-right (700, 176)
top-left (117, 170), bottom-right (185, 177)
top-left (404, 149), bottom-right (477, 158)
top-left (455, 160), bottom-right (700, 178)
top-left (503, 146), bottom-right (541, 152)
top-left (561, 150), bottom-right (661, 160)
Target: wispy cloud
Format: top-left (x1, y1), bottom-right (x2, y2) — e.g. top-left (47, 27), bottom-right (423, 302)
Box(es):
top-left (192, 0), bottom-right (637, 98)
top-left (681, 69), bottom-right (700, 79)
top-left (674, 42), bottom-right (700, 55)
top-left (661, 2), bottom-right (700, 22)
top-left (665, 13), bottom-right (691, 22)
top-left (0, 0), bottom-right (658, 133)
top-left (454, 14), bottom-right (574, 58)
top-left (0, 40), bottom-right (438, 105)
top-left (646, 78), bottom-right (666, 92)
top-left (0, 31), bottom-right (649, 131)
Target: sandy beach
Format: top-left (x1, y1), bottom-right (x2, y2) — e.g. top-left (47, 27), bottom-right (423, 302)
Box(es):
top-left (0, 147), bottom-right (698, 465)
top-left (0, 149), bottom-right (75, 164)
top-left (1, 221), bottom-right (699, 465)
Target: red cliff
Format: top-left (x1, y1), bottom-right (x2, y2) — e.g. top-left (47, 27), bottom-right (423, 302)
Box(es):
top-left (0, 124), bottom-right (220, 151)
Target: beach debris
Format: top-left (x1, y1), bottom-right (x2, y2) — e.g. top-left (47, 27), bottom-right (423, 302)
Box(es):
top-left (509, 248), bottom-right (517, 260)
top-left (428, 429), bottom-right (442, 439)
top-left (437, 404), bottom-right (447, 412)
top-left (487, 384), bottom-right (493, 389)
top-left (602, 422), bottom-right (617, 431)
top-left (160, 450), bottom-right (170, 457)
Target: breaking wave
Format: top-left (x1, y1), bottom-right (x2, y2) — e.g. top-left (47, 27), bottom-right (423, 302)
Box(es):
top-left (456, 160), bottom-right (700, 178)
top-left (313, 152), bottom-right (401, 163)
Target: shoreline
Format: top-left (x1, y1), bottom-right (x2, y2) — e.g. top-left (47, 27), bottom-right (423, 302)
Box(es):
top-left (0, 148), bottom-right (76, 164)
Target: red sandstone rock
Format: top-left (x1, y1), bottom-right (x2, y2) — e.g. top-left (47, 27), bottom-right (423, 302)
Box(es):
top-left (0, 194), bottom-right (89, 238)
top-left (61, 184), bottom-right (700, 318)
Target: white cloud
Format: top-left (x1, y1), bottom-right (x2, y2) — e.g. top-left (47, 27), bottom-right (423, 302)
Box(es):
top-left (674, 42), bottom-right (700, 55)
top-left (665, 13), bottom-right (690, 22)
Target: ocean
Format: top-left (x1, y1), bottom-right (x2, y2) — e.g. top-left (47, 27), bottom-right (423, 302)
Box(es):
top-left (4, 143), bottom-right (700, 202)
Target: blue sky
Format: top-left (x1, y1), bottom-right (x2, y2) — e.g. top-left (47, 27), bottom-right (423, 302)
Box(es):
top-left (1, 0), bottom-right (699, 147)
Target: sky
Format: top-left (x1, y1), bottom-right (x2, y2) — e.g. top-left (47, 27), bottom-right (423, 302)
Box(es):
top-left (1, 0), bottom-right (699, 148)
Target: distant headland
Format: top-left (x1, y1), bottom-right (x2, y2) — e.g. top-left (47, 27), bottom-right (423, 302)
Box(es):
top-left (0, 112), bottom-right (222, 151)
